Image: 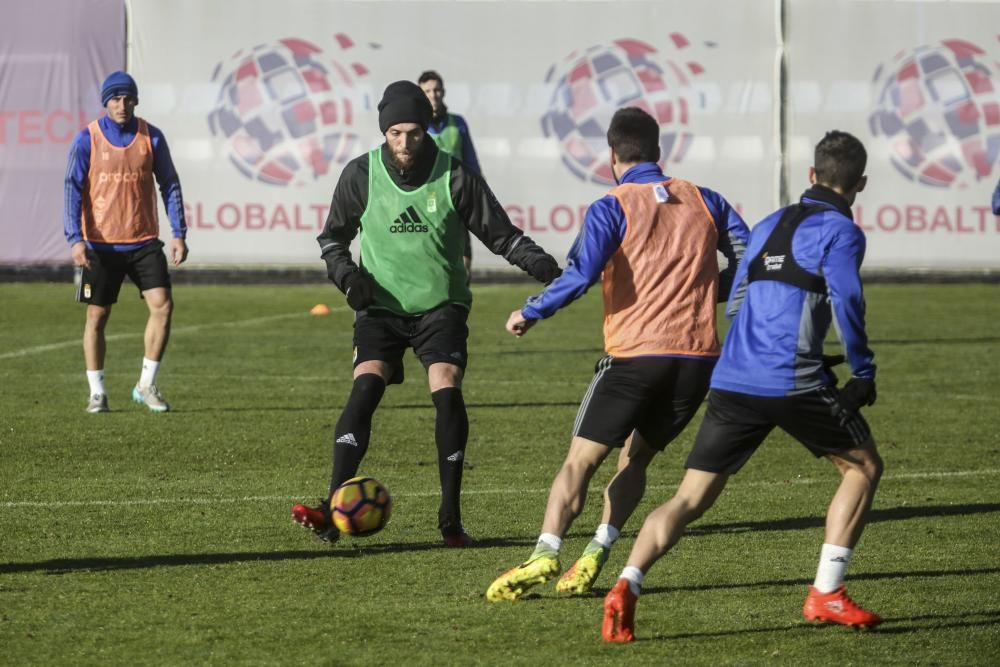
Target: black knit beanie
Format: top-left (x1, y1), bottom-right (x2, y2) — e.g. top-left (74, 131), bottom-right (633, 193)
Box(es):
top-left (377, 80), bottom-right (432, 133)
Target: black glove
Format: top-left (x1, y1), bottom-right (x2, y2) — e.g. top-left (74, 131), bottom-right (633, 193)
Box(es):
top-left (837, 377), bottom-right (877, 413)
top-left (343, 271), bottom-right (375, 311)
top-left (532, 259), bottom-right (562, 285)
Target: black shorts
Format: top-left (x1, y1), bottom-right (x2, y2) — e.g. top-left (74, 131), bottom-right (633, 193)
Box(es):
top-left (573, 355), bottom-right (714, 450)
top-left (353, 303), bottom-right (469, 385)
top-left (685, 387), bottom-right (873, 474)
top-left (76, 240), bottom-right (171, 306)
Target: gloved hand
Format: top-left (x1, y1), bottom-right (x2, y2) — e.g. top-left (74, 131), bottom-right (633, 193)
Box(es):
top-left (343, 271), bottom-right (375, 311)
top-left (837, 377), bottom-right (877, 413)
top-left (532, 259), bottom-right (562, 285)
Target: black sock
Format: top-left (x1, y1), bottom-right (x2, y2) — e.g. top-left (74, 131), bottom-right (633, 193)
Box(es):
top-left (432, 387), bottom-right (468, 531)
top-left (328, 373), bottom-right (386, 499)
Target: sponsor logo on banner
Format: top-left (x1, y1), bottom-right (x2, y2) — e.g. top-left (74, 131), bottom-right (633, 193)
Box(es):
top-left (206, 35), bottom-right (372, 187)
top-left (868, 38), bottom-right (1000, 189)
top-left (540, 36), bottom-right (707, 185)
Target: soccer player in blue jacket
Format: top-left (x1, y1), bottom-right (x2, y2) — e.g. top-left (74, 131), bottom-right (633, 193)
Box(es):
top-left (602, 131), bottom-right (884, 641)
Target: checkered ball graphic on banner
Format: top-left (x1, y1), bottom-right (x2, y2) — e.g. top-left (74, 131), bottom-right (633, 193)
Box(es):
top-left (207, 35), bottom-right (371, 186)
top-left (869, 38), bottom-right (1000, 189)
top-left (540, 36), bottom-right (706, 186)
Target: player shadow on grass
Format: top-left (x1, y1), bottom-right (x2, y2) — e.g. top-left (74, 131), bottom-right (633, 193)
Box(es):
top-left (4, 502), bottom-right (997, 576)
top-left (681, 501), bottom-right (1000, 536)
top-left (637, 566), bottom-right (1000, 597)
top-left (870, 335), bottom-right (1000, 346)
top-left (628, 609), bottom-right (1000, 642)
top-left (0, 536), bottom-right (534, 576)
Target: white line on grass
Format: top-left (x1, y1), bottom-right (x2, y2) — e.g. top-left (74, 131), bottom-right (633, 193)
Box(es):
top-left (2, 468), bottom-right (997, 509)
top-left (0, 311), bottom-right (324, 361)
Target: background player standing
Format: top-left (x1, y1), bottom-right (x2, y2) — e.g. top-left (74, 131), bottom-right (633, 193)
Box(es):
top-left (418, 70), bottom-right (482, 279)
top-left (64, 71), bottom-right (189, 414)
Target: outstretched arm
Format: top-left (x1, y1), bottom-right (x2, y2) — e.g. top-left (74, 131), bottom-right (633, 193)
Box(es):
top-left (451, 161), bottom-right (560, 283)
top-left (521, 196), bottom-right (623, 322)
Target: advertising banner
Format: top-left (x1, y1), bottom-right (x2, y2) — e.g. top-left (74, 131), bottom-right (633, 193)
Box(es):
top-left (786, 0), bottom-right (1000, 268)
top-left (0, 0), bottom-right (125, 264)
top-left (128, 0), bottom-right (780, 267)
top-left (5, 0), bottom-right (996, 270)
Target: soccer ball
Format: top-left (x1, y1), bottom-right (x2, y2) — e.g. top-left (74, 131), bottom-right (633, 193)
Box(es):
top-left (331, 476), bottom-right (392, 536)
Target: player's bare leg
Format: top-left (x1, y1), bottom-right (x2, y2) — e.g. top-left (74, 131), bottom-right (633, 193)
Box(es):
top-left (84, 304), bottom-right (111, 412)
top-left (141, 287), bottom-right (172, 362)
top-left (559, 432), bottom-right (656, 593)
top-left (804, 438), bottom-right (883, 628)
top-left (603, 469), bottom-right (728, 641)
top-left (132, 287), bottom-right (173, 412)
top-left (823, 440), bottom-right (883, 547)
top-left (83, 304), bottom-right (111, 371)
top-left (487, 437), bottom-right (610, 601)
top-left (602, 432), bottom-right (656, 528)
top-left (624, 469), bottom-right (728, 572)
top-left (541, 436), bottom-right (612, 536)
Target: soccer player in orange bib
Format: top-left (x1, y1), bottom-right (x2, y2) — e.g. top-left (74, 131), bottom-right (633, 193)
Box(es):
top-left (486, 107), bottom-right (748, 602)
top-left (64, 71), bottom-right (188, 413)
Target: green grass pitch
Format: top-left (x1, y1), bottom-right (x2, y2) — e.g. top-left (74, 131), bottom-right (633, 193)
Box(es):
top-left (1, 281), bottom-right (998, 665)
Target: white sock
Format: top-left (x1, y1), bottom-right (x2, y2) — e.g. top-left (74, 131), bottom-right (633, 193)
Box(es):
top-left (593, 523), bottom-right (620, 549)
top-left (139, 358), bottom-right (160, 388)
top-left (620, 566), bottom-right (644, 597)
top-left (537, 533), bottom-right (562, 553)
top-left (86, 369), bottom-right (106, 396)
top-left (813, 543), bottom-right (853, 593)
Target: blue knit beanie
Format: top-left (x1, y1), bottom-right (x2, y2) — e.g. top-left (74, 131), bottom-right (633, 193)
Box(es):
top-left (100, 71), bottom-right (139, 106)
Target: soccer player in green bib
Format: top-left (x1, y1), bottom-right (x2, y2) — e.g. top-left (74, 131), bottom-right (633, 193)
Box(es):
top-left (293, 81), bottom-right (561, 547)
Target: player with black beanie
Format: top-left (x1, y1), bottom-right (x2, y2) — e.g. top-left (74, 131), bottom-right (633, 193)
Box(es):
top-left (293, 80), bottom-right (561, 547)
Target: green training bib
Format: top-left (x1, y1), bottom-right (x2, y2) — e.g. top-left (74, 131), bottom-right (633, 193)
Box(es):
top-left (359, 147), bottom-right (471, 315)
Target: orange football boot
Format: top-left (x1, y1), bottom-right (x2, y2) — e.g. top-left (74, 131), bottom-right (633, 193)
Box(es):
top-left (803, 586), bottom-right (882, 628)
top-left (602, 579), bottom-right (638, 642)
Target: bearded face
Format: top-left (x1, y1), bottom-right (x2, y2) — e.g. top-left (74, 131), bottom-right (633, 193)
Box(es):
top-left (385, 122), bottom-right (426, 171)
